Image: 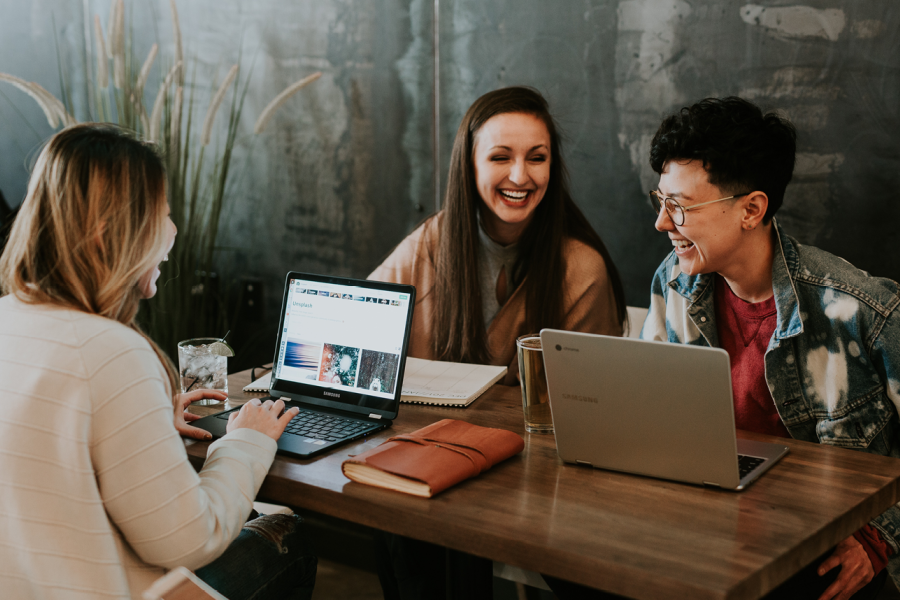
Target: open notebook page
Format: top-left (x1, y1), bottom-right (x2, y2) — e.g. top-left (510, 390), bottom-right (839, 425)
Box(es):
top-left (400, 357), bottom-right (507, 406)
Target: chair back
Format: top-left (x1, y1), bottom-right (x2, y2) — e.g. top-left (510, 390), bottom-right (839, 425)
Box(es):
top-left (625, 306), bottom-right (649, 339)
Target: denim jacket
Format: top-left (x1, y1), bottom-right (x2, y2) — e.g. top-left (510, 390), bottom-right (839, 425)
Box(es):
top-left (641, 220), bottom-right (900, 578)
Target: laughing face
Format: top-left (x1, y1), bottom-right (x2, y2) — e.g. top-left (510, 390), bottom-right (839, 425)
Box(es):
top-left (472, 112), bottom-right (551, 245)
top-left (654, 159), bottom-right (747, 277)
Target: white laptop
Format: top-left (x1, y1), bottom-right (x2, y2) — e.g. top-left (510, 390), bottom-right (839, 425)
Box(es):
top-left (540, 330), bottom-right (789, 490)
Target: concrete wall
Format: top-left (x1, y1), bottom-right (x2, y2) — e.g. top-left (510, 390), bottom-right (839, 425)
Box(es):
top-left (436, 0), bottom-right (900, 304)
top-left (2, 1), bottom-right (899, 350)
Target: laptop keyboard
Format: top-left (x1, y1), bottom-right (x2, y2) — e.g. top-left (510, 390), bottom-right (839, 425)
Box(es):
top-left (738, 454), bottom-right (766, 479)
top-left (216, 407), bottom-right (379, 442)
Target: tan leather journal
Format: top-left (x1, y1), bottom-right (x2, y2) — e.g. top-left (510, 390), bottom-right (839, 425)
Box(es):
top-left (341, 419), bottom-right (525, 497)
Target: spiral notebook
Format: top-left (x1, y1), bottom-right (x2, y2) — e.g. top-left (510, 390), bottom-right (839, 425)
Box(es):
top-left (243, 372), bottom-right (272, 393)
top-left (400, 357), bottom-right (506, 407)
top-left (245, 357), bottom-right (506, 407)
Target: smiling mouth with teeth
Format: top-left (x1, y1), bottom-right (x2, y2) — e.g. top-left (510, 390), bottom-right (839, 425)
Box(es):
top-left (499, 189), bottom-right (530, 203)
top-left (673, 239), bottom-right (694, 250)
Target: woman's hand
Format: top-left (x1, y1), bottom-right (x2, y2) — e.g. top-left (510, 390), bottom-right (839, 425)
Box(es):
top-left (227, 397), bottom-right (299, 441)
top-left (174, 389), bottom-right (228, 440)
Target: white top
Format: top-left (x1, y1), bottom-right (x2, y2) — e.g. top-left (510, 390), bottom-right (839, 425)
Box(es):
top-left (0, 296), bottom-right (277, 599)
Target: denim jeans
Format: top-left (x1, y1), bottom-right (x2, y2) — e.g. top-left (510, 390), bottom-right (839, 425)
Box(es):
top-left (196, 513), bottom-right (317, 600)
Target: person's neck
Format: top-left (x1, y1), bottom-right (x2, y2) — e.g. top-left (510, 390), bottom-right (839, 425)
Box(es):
top-left (478, 208), bottom-right (527, 247)
top-left (718, 224), bottom-right (776, 303)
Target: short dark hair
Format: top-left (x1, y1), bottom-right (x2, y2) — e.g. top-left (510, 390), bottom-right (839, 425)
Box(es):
top-left (649, 97), bottom-right (796, 222)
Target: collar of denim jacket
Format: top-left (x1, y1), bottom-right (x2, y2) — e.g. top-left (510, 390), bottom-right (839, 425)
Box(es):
top-left (666, 218), bottom-right (804, 341)
top-left (770, 218), bottom-right (805, 341)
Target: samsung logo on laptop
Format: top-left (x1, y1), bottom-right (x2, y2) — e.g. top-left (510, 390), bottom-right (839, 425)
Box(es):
top-left (563, 393), bottom-right (598, 404)
top-left (323, 391), bottom-right (340, 398)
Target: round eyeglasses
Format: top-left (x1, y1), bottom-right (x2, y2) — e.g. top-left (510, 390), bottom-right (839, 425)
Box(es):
top-left (648, 190), bottom-right (750, 226)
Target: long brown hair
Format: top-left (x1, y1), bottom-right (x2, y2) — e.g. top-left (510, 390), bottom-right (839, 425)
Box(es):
top-left (432, 86), bottom-right (626, 363)
top-left (0, 123), bottom-right (179, 394)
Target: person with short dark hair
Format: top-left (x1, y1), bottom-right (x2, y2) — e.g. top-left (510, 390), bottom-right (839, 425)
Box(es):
top-left (642, 97), bottom-right (900, 599)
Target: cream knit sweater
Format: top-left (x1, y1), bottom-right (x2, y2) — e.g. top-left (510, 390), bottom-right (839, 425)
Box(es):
top-left (0, 296), bottom-right (277, 599)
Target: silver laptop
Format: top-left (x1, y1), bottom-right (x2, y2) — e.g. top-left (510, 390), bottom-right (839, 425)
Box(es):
top-left (540, 330), bottom-right (789, 490)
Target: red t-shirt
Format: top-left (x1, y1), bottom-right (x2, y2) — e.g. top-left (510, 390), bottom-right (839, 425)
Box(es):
top-left (714, 276), bottom-right (789, 438)
top-left (714, 276), bottom-right (891, 573)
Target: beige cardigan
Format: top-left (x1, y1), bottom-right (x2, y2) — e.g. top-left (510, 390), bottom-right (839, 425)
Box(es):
top-left (370, 214), bottom-right (623, 385)
top-left (0, 296), bottom-right (276, 599)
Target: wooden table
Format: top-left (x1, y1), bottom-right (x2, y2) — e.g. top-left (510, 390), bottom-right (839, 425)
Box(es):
top-left (186, 370), bottom-right (900, 600)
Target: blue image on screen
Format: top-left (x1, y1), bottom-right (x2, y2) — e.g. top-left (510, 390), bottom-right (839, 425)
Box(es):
top-left (283, 340), bottom-right (322, 370)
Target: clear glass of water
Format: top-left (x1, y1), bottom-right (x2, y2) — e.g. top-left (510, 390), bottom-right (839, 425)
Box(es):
top-left (516, 334), bottom-right (553, 434)
top-left (177, 338), bottom-right (228, 404)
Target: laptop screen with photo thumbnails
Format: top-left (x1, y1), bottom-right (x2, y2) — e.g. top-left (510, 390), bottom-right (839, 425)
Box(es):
top-left (269, 274), bottom-right (415, 418)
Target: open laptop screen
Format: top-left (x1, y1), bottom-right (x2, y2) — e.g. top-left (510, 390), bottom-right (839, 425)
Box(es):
top-left (270, 273), bottom-right (415, 417)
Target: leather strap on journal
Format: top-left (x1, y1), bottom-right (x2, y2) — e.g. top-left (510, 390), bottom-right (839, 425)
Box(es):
top-left (342, 419), bottom-right (524, 496)
top-left (385, 433), bottom-right (492, 473)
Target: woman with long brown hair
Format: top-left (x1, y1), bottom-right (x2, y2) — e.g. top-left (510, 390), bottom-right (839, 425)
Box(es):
top-left (371, 86), bottom-right (625, 385)
top-left (0, 124), bottom-right (316, 599)
top-left (371, 87), bottom-right (626, 599)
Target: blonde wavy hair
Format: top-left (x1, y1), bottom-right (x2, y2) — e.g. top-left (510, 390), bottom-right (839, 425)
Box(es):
top-left (0, 123), bottom-right (179, 393)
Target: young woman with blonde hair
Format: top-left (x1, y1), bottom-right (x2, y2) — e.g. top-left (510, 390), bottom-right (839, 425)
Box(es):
top-left (0, 124), bottom-right (316, 599)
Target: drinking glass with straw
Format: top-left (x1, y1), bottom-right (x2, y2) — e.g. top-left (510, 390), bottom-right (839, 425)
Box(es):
top-left (176, 332), bottom-right (234, 405)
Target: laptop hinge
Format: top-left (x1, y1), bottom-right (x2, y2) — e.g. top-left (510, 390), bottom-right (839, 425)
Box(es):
top-left (575, 459), bottom-right (592, 467)
top-left (702, 481), bottom-right (721, 488)
top-left (369, 413), bottom-right (382, 419)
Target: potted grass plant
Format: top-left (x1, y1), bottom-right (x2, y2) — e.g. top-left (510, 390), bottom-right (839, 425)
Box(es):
top-left (0, 0), bottom-right (320, 359)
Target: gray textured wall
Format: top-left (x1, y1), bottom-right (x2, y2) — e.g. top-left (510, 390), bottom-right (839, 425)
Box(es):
top-left (436, 0), bottom-right (900, 304)
top-left (2, 1), bottom-right (899, 355)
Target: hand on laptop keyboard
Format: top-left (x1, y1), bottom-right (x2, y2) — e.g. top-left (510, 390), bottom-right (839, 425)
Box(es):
top-left (227, 397), bottom-right (301, 441)
top-left (175, 389), bottom-right (228, 441)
